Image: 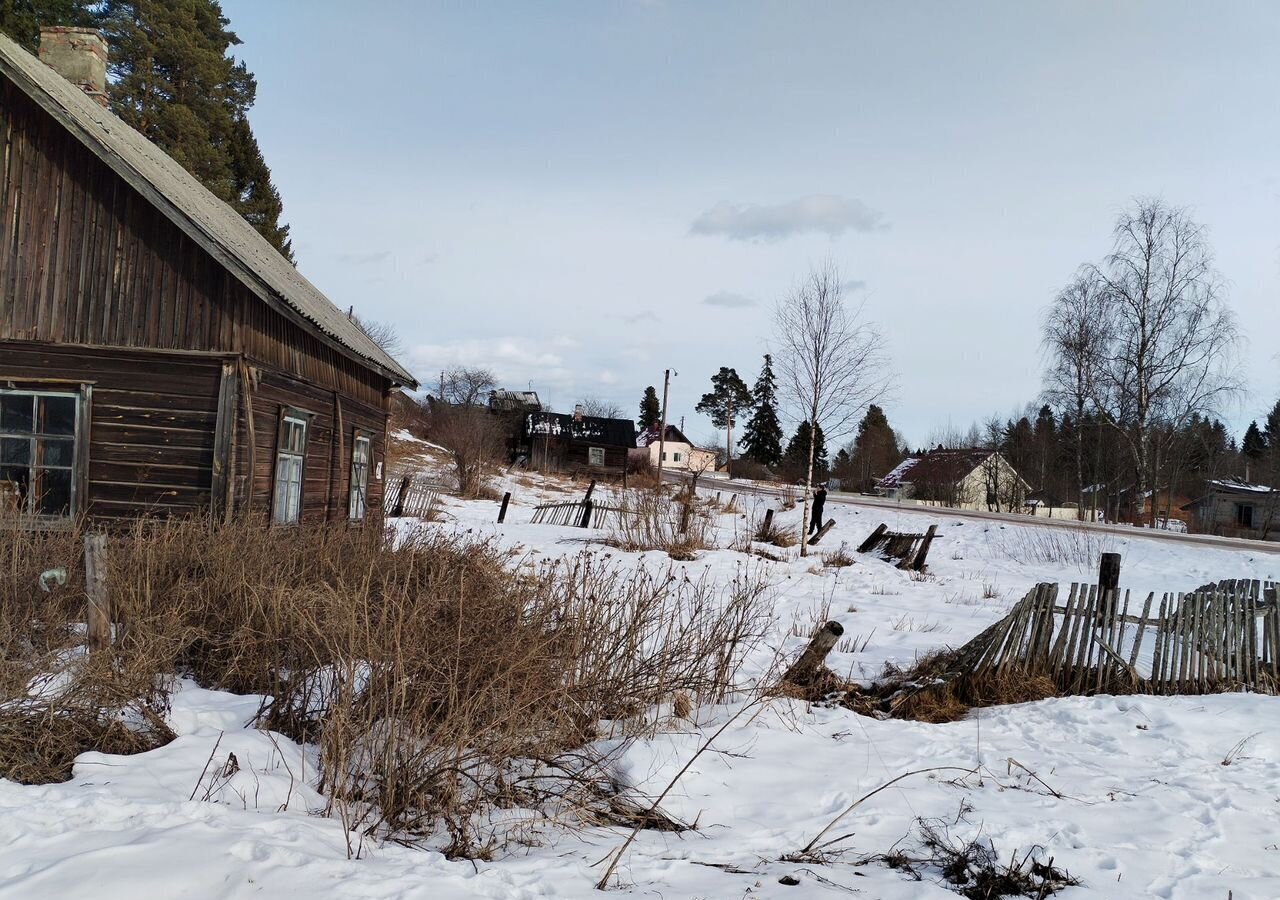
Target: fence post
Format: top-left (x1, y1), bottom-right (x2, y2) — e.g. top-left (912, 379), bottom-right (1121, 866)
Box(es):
top-left (579, 498), bottom-right (594, 528)
top-left (783, 620), bottom-right (845, 685)
top-left (758, 508), bottom-right (775, 540)
top-left (497, 492), bottom-right (511, 524)
top-left (85, 533), bottom-right (111, 652)
top-left (391, 475), bottom-right (410, 517)
top-left (1099, 552), bottom-right (1121, 619)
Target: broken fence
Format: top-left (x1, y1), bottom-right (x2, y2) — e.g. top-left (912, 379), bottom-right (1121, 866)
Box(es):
top-left (931, 578), bottom-right (1280, 698)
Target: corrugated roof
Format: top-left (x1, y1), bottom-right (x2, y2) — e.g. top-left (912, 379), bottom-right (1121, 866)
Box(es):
top-left (0, 32), bottom-right (416, 387)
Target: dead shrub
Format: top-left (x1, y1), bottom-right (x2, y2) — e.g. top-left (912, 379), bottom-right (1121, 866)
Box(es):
top-left (866, 817), bottom-right (1081, 898)
top-left (822, 543), bottom-right (856, 568)
top-left (430, 404), bottom-right (505, 498)
top-left (604, 489), bottom-right (714, 559)
top-left (94, 518), bottom-right (773, 855)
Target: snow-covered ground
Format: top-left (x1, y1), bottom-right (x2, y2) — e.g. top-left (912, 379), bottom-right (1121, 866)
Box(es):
top-left (2, 479), bottom-right (1278, 899)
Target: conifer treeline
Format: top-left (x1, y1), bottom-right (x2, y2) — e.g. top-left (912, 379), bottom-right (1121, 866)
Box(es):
top-left (0, 0), bottom-right (293, 260)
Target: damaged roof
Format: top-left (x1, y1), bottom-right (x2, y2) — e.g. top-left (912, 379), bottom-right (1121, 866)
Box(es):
top-left (0, 32), bottom-right (416, 387)
top-left (527, 412), bottom-right (637, 447)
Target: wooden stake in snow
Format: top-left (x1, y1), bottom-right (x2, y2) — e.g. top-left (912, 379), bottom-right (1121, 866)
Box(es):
top-left (85, 533), bottom-right (110, 652)
top-left (783, 620), bottom-right (844, 685)
top-left (497, 491), bottom-right (511, 524)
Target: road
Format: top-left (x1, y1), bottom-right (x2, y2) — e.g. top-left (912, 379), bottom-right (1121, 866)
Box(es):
top-left (663, 471), bottom-right (1280, 556)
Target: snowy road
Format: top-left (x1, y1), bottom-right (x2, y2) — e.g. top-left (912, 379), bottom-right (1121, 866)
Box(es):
top-left (665, 470), bottom-right (1280, 556)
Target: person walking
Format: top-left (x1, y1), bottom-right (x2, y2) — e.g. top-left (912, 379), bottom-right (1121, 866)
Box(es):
top-left (809, 485), bottom-right (827, 536)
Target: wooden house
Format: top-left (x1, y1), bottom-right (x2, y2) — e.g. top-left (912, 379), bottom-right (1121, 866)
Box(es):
top-left (634, 423), bottom-right (716, 472)
top-left (876, 447), bottom-right (1029, 513)
top-left (524, 408), bottom-right (636, 475)
top-left (1182, 480), bottom-right (1280, 542)
top-left (0, 28), bottom-right (417, 524)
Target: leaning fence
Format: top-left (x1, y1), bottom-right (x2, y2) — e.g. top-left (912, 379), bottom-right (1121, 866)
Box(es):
top-left (929, 578), bottom-right (1280, 699)
top-left (529, 500), bottom-right (622, 528)
top-left (385, 473), bottom-right (450, 518)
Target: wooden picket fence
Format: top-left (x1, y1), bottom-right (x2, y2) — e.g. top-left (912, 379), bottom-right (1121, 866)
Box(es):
top-left (385, 473), bottom-right (449, 518)
top-left (529, 500), bottom-right (622, 528)
top-left (934, 578), bottom-right (1280, 698)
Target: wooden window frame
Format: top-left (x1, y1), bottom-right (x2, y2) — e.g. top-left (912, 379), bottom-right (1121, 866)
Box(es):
top-left (271, 406), bottom-right (313, 524)
top-left (0, 386), bottom-right (86, 520)
top-left (588, 446), bottom-right (605, 467)
top-left (348, 430), bottom-right (372, 521)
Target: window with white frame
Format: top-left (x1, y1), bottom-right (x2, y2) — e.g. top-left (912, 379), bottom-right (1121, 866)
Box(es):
top-left (348, 433), bottom-right (371, 520)
top-left (272, 411), bottom-right (310, 524)
top-left (0, 390), bottom-right (78, 518)
top-left (588, 447), bottom-right (605, 466)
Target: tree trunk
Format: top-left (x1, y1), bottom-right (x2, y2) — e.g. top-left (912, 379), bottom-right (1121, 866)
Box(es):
top-left (800, 411), bottom-right (817, 558)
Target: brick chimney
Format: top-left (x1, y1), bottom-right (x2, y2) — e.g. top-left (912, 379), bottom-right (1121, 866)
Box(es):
top-left (38, 26), bottom-right (108, 108)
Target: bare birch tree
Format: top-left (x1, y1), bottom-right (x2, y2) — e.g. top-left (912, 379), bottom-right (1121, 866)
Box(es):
top-left (1041, 267), bottom-right (1108, 519)
top-left (1072, 198), bottom-right (1240, 525)
top-left (774, 261), bottom-right (891, 555)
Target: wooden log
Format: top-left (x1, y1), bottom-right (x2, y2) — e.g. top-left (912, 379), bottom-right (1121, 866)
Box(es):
top-left (497, 491), bottom-right (511, 524)
top-left (579, 498), bottom-right (594, 529)
top-left (85, 533), bottom-right (110, 653)
top-left (783, 620), bottom-right (845, 685)
top-left (583, 479), bottom-right (597, 503)
top-left (857, 523), bottom-right (888, 554)
top-left (909, 524), bottom-right (938, 572)
top-left (808, 519), bottom-right (836, 546)
top-left (1098, 552), bottom-right (1121, 622)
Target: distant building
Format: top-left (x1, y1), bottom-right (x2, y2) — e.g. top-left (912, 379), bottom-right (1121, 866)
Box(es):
top-left (876, 448), bottom-right (1029, 512)
top-left (1182, 480), bottom-right (1280, 541)
top-left (635, 424), bottom-right (716, 472)
top-left (487, 390), bottom-right (541, 414)
top-left (523, 407), bottom-right (637, 474)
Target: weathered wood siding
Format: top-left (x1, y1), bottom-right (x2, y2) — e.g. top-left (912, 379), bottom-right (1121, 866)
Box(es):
top-left (0, 74), bottom-right (396, 522)
top-left (0, 78), bottom-right (390, 408)
top-left (235, 364), bottom-right (387, 523)
top-left (0, 342), bottom-right (222, 517)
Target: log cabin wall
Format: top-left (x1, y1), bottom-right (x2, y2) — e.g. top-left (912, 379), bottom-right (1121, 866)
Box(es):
top-left (0, 75), bottom-right (396, 522)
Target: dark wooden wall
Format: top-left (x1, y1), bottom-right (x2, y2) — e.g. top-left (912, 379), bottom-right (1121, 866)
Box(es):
top-left (0, 342), bottom-right (222, 517)
top-left (0, 74), bottom-right (398, 522)
top-left (0, 79), bottom-right (391, 410)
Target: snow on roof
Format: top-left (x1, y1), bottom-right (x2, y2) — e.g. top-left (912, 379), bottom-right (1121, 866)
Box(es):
top-left (0, 32), bottom-right (416, 386)
top-left (876, 448), bottom-right (994, 491)
top-left (1208, 479), bottom-right (1278, 494)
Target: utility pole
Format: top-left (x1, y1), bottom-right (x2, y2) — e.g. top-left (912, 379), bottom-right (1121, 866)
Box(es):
top-left (656, 369), bottom-right (674, 484)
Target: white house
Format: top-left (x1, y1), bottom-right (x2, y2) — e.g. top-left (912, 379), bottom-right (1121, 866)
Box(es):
top-left (876, 447), bottom-right (1030, 513)
top-left (635, 424), bottom-right (717, 472)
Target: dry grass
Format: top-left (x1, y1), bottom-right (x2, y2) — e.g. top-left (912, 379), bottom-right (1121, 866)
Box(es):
top-left (822, 543), bottom-right (856, 568)
top-left (604, 489), bottom-right (715, 560)
top-left (996, 526), bottom-right (1116, 569)
top-left (0, 514), bottom-right (775, 857)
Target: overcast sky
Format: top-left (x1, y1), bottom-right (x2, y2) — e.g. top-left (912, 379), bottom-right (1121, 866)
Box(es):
top-left (222, 0), bottom-right (1279, 449)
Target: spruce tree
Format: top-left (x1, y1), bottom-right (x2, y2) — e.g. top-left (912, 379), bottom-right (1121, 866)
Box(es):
top-left (1263, 400), bottom-right (1280, 450)
top-left (1243, 421), bottom-right (1267, 461)
top-left (783, 421), bottom-right (828, 482)
top-left (847, 404), bottom-right (902, 493)
top-left (739, 354), bottom-right (783, 468)
top-left (96, 0), bottom-right (294, 260)
top-left (638, 386), bottom-right (660, 432)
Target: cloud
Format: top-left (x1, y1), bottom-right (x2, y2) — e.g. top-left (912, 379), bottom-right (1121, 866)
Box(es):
top-left (690, 195), bottom-right (887, 241)
top-left (702, 291), bottom-right (757, 309)
top-left (337, 250), bottom-right (392, 265)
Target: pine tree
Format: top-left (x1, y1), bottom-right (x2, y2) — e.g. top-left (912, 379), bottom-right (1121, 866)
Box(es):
top-left (783, 421), bottom-right (828, 482)
top-left (739, 354), bottom-right (783, 468)
top-left (96, 0), bottom-right (294, 260)
top-left (638, 386), bottom-right (660, 432)
top-left (0, 0), bottom-right (95, 51)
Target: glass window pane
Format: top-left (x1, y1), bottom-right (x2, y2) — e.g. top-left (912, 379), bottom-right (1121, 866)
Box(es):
top-left (38, 396), bottom-right (75, 435)
top-left (36, 468), bottom-right (70, 516)
top-left (1, 395), bottom-right (33, 432)
top-left (39, 439), bottom-right (74, 468)
top-left (1, 438), bottom-right (30, 465)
